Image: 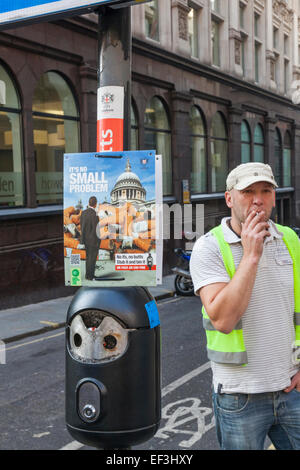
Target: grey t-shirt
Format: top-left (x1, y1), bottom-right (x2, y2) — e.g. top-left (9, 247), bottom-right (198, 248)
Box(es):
top-left (190, 217), bottom-right (298, 393)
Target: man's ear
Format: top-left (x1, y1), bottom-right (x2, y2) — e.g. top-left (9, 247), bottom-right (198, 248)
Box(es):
top-left (225, 190), bottom-right (233, 209)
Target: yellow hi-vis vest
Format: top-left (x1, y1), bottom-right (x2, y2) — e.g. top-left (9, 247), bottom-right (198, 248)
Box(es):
top-left (202, 223), bottom-right (300, 365)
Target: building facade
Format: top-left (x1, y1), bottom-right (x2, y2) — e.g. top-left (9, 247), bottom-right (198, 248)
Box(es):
top-left (0, 0), bottom-right (300, 307)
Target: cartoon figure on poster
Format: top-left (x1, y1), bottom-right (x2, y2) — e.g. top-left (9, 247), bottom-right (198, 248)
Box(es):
top-left (63, 151), bottom-right (162, 287)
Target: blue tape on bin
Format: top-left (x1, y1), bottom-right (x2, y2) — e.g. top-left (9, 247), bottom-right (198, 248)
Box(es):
top-left (145, 300), bottom-right (160, 329)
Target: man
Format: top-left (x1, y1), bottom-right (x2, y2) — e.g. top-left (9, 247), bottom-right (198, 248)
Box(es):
top-left (190, 162), bottom-right (300, 450)
top-left (80, 196), bottom-right (99, 280)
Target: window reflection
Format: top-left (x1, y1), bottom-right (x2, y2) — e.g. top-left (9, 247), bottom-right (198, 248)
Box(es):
top-left (33, 72), bottom-right (80, 205)
top-left (0, 64), bottom-right (24, 208)
top-left (144, 96), bottom-right (172, 195)
top-left (190, 106), bottom-right (206, 193)
top-left (283, 131), bottom-right (291, 187)
top-left (188, 9), bottom-right (198, 58)
top-left (210, 112), bottom-right (228, 192)
top-left (131, 101), bottom-right (139, 151)
top-left (241, 120), bottom-right (251, 163)
top-left (211, 20), bottom-right (220, 66)
top-left (211, 0), bottom-right (220, 12)
top-left (274, 127), bottom-right (282, 186)
top-left (145, 0), bottom-right (159, 41)
top-left (254, 123), bottom-right (264, 162)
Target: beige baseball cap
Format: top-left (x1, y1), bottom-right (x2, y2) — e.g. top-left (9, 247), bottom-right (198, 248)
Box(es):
top-left (226, 162), bottom-right (278, 191)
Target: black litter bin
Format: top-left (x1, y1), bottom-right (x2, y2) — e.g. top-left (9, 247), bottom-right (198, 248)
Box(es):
top-left (65, 286), bottom-right (161, 449)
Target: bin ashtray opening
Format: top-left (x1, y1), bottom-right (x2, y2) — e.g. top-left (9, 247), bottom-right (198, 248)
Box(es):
top-left (69, 310), bottom-right (135, 363)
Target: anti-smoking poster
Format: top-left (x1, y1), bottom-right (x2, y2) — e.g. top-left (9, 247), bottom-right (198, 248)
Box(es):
top-left (63, 151), bottom-right (162, 287)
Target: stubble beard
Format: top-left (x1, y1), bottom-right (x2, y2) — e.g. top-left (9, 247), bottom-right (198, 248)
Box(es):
top-left (234, 207), bottom-right (272, 226)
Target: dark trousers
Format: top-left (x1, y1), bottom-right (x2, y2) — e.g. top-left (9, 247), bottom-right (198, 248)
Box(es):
top-left (85, 245), bottom-right (98, 280)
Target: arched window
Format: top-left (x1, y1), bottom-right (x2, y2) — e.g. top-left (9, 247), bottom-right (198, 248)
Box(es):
top-left (283, 131), bottom-right (291, 187)
top-left (131, 100), bottom-right (138, 151)
top-left (33, 71), bottom-right (80, 205)
top-left (190, 106), bottom-right (206, 193)
top-left (210, 111), bottom-right (228, 192)
top-left (274, 127), bottom-right (282, 186)
top-left (253, 123), bottom-right (264, 162)
top-left (144, 96), bottom-right (171, 195)
top-left (0, 63), bottom-right (23, 207)
top-left (241, 120), bottom-right (251, 163)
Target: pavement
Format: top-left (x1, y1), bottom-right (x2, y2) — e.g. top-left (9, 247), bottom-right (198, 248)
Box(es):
top-left (0, 275), bottom-right (176, 344)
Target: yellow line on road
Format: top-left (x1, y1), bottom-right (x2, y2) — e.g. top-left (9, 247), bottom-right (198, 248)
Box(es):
top-left (40, 320), bottom-right (60, 327)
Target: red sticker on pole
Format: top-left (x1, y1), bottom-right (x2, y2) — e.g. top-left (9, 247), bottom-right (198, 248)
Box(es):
top-left (97, 86), bottom-right (124, 152)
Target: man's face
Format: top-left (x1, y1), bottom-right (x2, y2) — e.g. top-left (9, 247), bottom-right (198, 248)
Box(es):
top-left (225, 181), bottom-right (276, 226)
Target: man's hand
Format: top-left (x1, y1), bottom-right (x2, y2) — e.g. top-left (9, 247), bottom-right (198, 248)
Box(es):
top-left (241, 210), bottom-right (271, 261)
top-left (284, 370), bottom-right (300, 393)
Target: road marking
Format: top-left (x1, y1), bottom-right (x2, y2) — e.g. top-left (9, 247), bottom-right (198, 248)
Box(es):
top-left (156, 397), bottom-right (215, 448)
top-left (33, 432), bottom-right (51, 438)
top-left (157, 362), bottom-right (213, 448)
top-left (159, 297), bottom-right (184, 305)
top-left (4, 331), bottom-right (64, 352)
top-left (60, 440), bottom-right (85, 450)
top-left (40, 321), bottom-right (60, 327)
top-left (60, 361), bottom-right (211, 450)
top-left (162, 361), bottom-right (211, 397)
